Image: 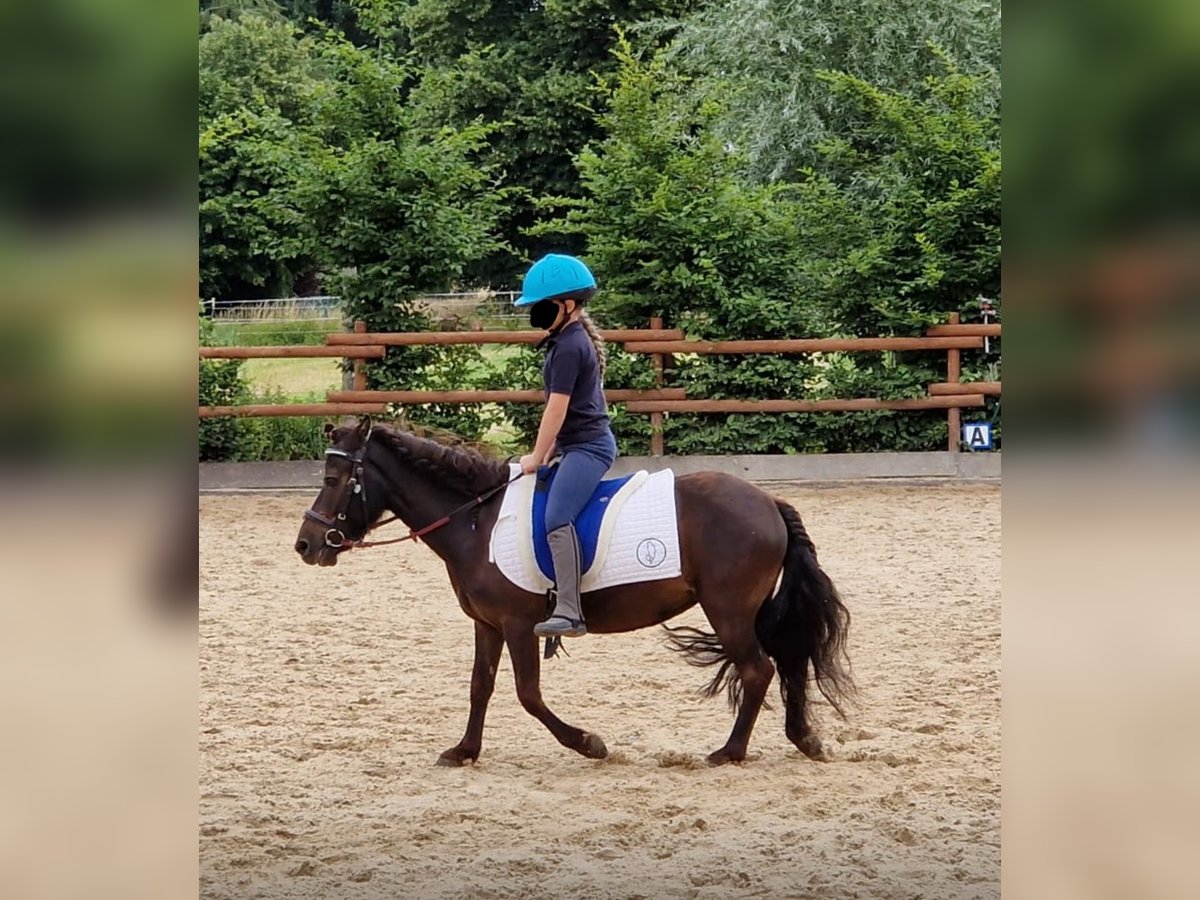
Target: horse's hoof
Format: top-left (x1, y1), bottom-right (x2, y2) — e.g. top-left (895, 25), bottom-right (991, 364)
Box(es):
top-left (436, 747), bottom-right (477, 767)
top-left (580, 733), bottom-right (608, 759)
top-left (705, 748), bottom-right (745, 766)
top-left (794, 734), bottom-right (827, 761)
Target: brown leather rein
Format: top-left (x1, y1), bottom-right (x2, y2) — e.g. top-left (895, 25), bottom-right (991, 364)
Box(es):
top-left (304, 444), bottom-right (525, 552)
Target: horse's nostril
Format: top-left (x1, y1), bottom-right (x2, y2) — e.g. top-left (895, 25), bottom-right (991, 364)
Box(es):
top-left (295, 539), bottom-right (309, 555)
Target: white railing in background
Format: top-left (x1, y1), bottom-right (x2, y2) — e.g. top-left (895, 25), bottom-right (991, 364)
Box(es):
top-left (204, 291), bottom-right (524, 326)
top-left (202, 296), bottom-right (342, 322)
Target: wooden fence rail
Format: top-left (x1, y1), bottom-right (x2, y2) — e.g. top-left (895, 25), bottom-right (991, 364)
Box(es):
top-left (200, 403), bottom-right (386, 418)
top-left (624, 396), bottom-right (986, 414)
top-left (925, 323), bottom-right (1001, 337)
top-left (622, 337), bottom-right (983, 354)
top-left (200, 345), bottom-right (385, 359)
top-left (326, 388), bottom-right (687, 404)
top-left (326, 328), bottom-right (684, 346)
top-left (929, 381), bottom-right (1002, 397)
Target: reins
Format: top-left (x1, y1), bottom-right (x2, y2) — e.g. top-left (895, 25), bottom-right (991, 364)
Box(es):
top-left (305, 433), bottom-right (526, 552)
top-left (349, 470), bottom-right (524, 550)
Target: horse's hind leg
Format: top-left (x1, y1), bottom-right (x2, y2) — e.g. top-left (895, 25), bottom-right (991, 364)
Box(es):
top-left (437, 620), bottom-right (504, 766)
top-left (702, 609), bottom-right (776, 766)
top-left (780, 654), bottom-right (825, 760)
top-left (706, 653), bottom-right (775, 765)
top-left (503, 623), bottom-right (608, 760)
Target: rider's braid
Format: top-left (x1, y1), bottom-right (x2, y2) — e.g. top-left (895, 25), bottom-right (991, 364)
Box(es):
top-left (577, 309), bottom-right (607, 379)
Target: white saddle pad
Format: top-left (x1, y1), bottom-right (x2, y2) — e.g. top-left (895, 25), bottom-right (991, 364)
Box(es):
top-left (488, 464), bottom-right (682, 594)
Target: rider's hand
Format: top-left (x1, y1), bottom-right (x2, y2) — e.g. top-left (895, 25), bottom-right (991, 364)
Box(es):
top-left (519, 453), bottom-right (540, 475)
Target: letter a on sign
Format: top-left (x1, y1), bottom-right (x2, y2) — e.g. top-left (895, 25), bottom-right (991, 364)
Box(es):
top-left (962, 422), bottom-right (994, 451)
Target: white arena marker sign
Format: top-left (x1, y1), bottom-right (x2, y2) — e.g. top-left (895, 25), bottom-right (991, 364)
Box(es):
top-left (962, 422), bottom-right (994, 451)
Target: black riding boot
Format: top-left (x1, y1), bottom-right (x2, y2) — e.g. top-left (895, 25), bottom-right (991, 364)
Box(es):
top-left (535, 523), bottom-right (587, 638)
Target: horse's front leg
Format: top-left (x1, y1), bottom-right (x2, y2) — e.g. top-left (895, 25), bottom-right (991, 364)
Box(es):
top-left (503, 622), bottom-right (607, 760)
top-left (437, 620), bottom-right (504, 767)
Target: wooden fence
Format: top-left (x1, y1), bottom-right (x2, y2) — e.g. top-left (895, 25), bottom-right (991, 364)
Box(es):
top-left (199, 314), bottom-right (1000, 454)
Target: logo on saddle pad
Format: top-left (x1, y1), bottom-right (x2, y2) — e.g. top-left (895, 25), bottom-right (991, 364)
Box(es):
top-left (488, 464), bottom-right (682, 594)
top-left (636, 538), bottom-right (667, 568)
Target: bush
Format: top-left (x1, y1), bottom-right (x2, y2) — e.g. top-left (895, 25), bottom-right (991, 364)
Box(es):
top-left (199, 311), bottom-right (246, 461)
top-left (199, 310), bottom-right (335, 461)
top-left (232, 390), bottom-right (330, 461)
top-left (199, 360), bottom-right (245, 461)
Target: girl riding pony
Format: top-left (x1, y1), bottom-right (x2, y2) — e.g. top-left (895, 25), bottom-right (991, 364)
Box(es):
top-left (515, 254), bottom-right (616, 639)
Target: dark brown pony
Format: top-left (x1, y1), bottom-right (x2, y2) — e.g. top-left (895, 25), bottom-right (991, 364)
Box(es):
top-left (295, 418), bottom-right (853, 766)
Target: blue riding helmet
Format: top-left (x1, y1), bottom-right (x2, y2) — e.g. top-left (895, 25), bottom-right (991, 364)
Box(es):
top-left (514, 254), bottom-right (597, 307)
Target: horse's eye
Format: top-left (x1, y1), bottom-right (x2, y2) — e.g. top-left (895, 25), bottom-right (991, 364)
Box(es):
top-left (324, 476), bottom-right (338, 487)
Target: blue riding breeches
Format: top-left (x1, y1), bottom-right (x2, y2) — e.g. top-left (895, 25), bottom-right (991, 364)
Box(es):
top-left (544, 431), bottom-right (618, 532)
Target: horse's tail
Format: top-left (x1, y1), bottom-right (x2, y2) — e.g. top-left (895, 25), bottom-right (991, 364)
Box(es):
top-left (756, 500), bottom-right (854, 719)
top-left (663, 623), bottom-right (747, 710)
top-left (663, 500), bottom-right (854, 718)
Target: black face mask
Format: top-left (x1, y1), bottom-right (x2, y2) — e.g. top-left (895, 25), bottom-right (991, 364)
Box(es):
top-left (529, 299), bottom-right (561, 330)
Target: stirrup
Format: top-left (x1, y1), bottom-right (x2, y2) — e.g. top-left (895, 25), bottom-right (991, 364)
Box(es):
top-left (534, 615), bottom-right (588, 638)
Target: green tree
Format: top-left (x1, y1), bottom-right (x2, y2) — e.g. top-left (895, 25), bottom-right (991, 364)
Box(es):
top-left (292, 27), bottom-right (507, 436)
top-left (557, 42), bottom-right (810, 337)
top-left (199, 12), bottom-right (325, 300)
top-left (199, 108), bottom-right (317, 301)
top-left (796, 59), bottom-right (1001, 334)
top-left (523, 44), bottom-right (999, 453)
top-left (402, 0), bottom-right (705, 287)
top-left (199, 9), bottom-right (322, 124)
top-left (198, 4), bottom-right (511, 441)
top-left (521, 42), bottom-right (823, 454)
top-left (786, 59), bottom-right (1001, 449)
top-left (658, 0), bottom-right (1001, 182)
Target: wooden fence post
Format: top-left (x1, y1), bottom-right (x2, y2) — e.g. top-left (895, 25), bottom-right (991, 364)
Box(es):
top-left (353, 320), bottom-right (368, 391)
top-left (649, 316), bottom-right (665, 457)
top-left (946, 312), bottom-right (961, 452)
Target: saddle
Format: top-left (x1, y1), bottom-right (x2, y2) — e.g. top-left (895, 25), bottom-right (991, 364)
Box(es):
top-left (488, 464), bottom-right (681, 595)
top-left (530, 465), bottom-right (635, 582)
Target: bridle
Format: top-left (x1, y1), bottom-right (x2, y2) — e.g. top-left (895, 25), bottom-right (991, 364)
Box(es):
top-left (303, 434), bottom-right (524, 552)
top-left (303, 441), bottom-right (379, 549)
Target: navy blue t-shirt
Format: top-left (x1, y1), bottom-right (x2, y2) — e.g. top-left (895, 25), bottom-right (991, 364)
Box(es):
top-left (542, 321), bottom-right (611, 446)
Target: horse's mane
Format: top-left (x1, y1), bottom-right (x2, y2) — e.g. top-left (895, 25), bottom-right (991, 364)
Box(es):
top-left (370, 422), bottom-right (509, 495)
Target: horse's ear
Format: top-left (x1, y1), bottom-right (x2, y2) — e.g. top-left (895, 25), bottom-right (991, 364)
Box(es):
top-left (323, 422), bottom-right (336, 439)
top-left (356, 415), bottom-right (373, 437)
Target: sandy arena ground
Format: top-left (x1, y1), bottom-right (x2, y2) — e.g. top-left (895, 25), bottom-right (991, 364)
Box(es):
top-left (200, 482), bottom-right (1000, 899)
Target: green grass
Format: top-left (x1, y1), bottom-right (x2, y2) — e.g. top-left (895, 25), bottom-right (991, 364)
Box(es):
top-left (479, 412), bottom-right (523, 455)
top-left (220, 325), bottom-right (533, 452)
top-left (241, 358), bottom-right (343, 400)
top-left (480, 343), bottom-right (522, 365)
top-left (210, 318), bottom-right (343, 347)
top-left (229, 339), bottom-right (525, 404)
top-left (459, 342), bottom-right (522, 381)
